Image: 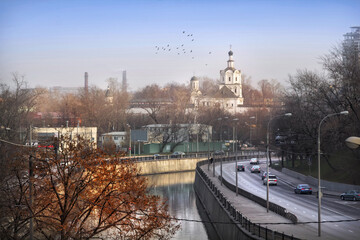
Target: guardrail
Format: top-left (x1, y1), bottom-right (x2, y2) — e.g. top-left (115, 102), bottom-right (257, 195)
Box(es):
top-left (196, 159), bottom-right (300, 240)
top-left (132, 150), bottom-right (264, 161)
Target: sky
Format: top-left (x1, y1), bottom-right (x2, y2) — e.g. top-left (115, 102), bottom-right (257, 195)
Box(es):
top-left (0, 0), bottom-right (359, 91)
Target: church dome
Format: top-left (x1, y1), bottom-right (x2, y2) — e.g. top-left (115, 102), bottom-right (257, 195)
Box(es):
top-left (228, 50), bottom-right (233, 56)
top-left (191, 76), bottom-right (198, 81)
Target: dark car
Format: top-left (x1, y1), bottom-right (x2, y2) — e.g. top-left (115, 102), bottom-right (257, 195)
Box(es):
top-left (340, 190), bottom-right (360, 201)
top-left (214, 150), bottom-right (225, 155)
top-left (237, 163), bottom-right (245, 171)
top-left (262, 172), bottom-right (271, 180)
top-left (171, 151), bottom-right (185, 158)
top-left (294, 184), bottom-right (312, 194)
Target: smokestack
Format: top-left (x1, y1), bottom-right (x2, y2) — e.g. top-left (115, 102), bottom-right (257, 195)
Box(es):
top-left (122, 70), bottom-right (127, 92)
top-left (84, 72), bottom-right (88, 92)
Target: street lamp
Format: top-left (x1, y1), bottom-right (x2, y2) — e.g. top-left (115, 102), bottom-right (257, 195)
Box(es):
top-left (249, 116), bottom-right (256, 145)
top-left (317, 110), bottom-right (348, 237)
top-left (233, 118), bottom-right (239, 196)
top-left (217, 118), bottom-right (222, 141)
top-left (126, 124), bottom-right (131, 157)
top-left (345, 136), bottom-right (360, 149)
top-left (266, 112), bottom-right (292, 212)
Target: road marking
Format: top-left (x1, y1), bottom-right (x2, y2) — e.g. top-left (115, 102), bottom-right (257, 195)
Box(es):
top-left (348, 230), bottom-right (353, 233)
top-left (334, 224), bottom-right (339, 227)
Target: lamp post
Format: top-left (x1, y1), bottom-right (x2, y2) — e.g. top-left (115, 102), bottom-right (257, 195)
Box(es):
top-left (266, 112), bottom-right (292, 212)
top-left (233, 118), bottom-right (239, 196)
top-left (29, 126), bottom-right (34, 240)
top-left (217, 118), bottom-right (222, 141)
top-left (126, 124), bottom-right (131, 157)
top-left (317, 110), bottom-right (348, 237)
top-left (249, 116), bottom-right (256, 145)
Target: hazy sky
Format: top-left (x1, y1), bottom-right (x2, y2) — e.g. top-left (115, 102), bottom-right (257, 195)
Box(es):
top-left (0, 0), bottom-right (359, 91)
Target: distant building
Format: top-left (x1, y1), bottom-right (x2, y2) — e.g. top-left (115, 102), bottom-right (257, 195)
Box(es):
top-left (31, 127), bottom-right (97, 149)
top-left (190, 50), bottom-right (244, 114)
top-left (343, 26), bottom-right (360, 52)
top-left (49, 86), bottom-right (81, 95)
top-left (143, 123), bottom-right (212, 144)
top-left (100, 131), bottom-right (127, 151)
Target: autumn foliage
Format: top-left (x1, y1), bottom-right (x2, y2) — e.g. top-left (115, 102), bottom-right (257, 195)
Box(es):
top-left (0, 135), bottom-right (179, 239)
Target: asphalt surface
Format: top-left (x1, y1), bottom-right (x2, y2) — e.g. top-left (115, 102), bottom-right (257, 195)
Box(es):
top-left (201, 157), bottom-right (360, 240)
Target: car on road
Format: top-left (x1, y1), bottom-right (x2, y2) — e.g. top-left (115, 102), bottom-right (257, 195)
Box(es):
top-left (340, 190), bottom-right (360, 201)
top-left (249, 158), bottom-right (259, 164)
top-left (250, 165), bottom-right (261, 173)
top-left (214, 150), bottom-right (225, 155)
top-left (237, 163), bottom-right (245, 171)
top-left (171, 151), bottom-right (185, 158)
top-left (294, 184), bottom-right (312, 194)
top-left (262, 172), bottom-right (271, 180)
top-left (263, 174), bottom-right (277, 185)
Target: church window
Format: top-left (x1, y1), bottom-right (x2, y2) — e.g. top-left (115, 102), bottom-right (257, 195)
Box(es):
top-left (226, 104), bottom-right (228, 107)
top-left (203, 102), bottom-right (205, 106)
top-left (235, 88), bottom-right (237, 93)
top-left (114, 137), bottom-right (118, 140)
top-left (236, 77), bottom-right (237, 82)
top-left (228, 77), bottom-right (231, 82)
top-left (232, 104), bottom-right (234, 107)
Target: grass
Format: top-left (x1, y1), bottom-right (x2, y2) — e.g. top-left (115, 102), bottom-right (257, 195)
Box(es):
top-left (272, 149), bottom-right (360, 185)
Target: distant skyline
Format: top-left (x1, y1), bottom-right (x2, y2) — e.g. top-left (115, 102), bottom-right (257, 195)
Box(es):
top-left (0, 0), bottom-right (359, 91)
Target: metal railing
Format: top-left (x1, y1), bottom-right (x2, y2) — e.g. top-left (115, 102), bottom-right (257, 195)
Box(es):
top-left (131, 150), bottom-right (263, 162)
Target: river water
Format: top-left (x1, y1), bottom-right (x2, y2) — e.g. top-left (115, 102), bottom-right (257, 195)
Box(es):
top-left (146, 171), bottom-right (220, 240)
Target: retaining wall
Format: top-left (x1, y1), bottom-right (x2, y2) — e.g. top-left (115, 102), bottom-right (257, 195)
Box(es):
top-left (136, 158), bottom-right (206, 175)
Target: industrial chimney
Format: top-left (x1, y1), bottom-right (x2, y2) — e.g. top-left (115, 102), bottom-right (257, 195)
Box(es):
top-left (84, 72), bottom-right (89, 93)
top-left (122, 70), bottom-right (127, 92)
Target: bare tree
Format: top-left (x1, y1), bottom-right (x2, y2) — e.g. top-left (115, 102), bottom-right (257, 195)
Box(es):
top-left (1, 135), bottom-right (179, 240)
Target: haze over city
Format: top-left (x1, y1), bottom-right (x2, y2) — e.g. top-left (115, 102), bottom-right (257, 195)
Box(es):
top-left (0, 0), bottom-right (359, 91)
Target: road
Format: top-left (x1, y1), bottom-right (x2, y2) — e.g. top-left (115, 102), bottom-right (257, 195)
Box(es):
top-left (216, 158), bottom-right (360, 240)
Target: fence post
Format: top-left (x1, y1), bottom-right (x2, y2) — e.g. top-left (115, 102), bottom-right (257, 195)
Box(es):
top-left (265, 227), bottom-right (267, 240)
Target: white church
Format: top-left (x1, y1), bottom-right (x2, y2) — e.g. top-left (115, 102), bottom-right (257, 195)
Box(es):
top-left (190, 50), bottom-right (245, 114)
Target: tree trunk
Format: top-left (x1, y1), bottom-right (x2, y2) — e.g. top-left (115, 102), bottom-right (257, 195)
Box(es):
top-left (323, 154), bottom-right (337, 172)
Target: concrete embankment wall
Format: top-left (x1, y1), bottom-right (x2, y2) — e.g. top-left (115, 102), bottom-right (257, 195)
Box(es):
top-left (282, 168), bottom-right (359, 193)
top-left (136, 158), bottom-right (206, 175)
top-left (194, 164), bottom-right (258, 240)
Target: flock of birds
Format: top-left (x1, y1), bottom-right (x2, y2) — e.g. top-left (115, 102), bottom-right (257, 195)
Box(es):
top-left (154, 31), bottom-right (213, 63)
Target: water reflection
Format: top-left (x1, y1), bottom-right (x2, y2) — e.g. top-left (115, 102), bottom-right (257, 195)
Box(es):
top-left (146, 171), bottom-right (219, 240)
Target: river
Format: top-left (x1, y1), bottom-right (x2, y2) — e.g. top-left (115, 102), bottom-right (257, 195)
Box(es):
top-left (146, 171), bottom-right (220, 240)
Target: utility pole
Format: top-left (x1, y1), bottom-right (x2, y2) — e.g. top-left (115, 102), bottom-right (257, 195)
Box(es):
top-left (29, 125), bottom-right (34, 240)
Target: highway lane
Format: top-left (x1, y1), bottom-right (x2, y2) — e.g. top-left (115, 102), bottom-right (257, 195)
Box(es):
top-left (215, 158), bottom-right (360, 239)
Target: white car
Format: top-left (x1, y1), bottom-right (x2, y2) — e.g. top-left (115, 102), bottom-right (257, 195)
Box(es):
top-left (250, 158), bottom-right (259, 164)
top-left (263, 175), bottom-right (278, 185)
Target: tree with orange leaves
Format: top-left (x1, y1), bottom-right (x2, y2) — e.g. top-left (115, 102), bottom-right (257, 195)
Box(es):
top-left (0, 135), bottom-right (179, 239)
